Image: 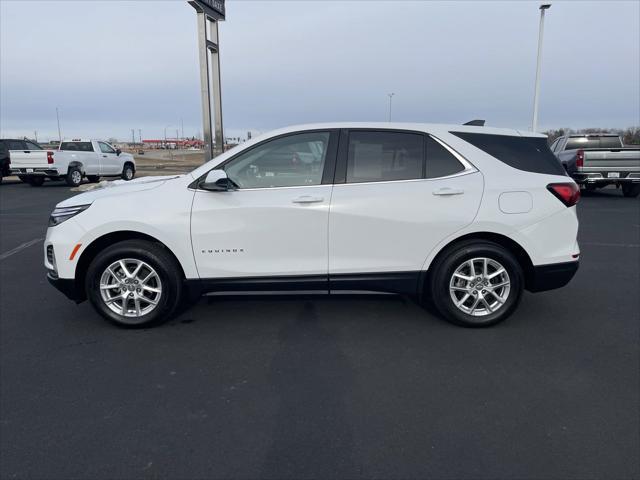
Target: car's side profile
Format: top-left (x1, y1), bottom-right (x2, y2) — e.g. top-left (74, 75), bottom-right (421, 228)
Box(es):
top-left (44, 123), bottom-right (580, 328)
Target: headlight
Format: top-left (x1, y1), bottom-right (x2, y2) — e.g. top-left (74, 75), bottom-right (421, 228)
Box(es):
top-left (49, 204), bottom-right (91, 227)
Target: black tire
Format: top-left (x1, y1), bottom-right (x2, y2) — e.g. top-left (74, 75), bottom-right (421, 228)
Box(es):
top-left (85, 239), bottom-right (183, 328)
top-left (121, 163), bottom-right (135, 181)
top-left (27, 176), bottom-right (45, 187)
top-left (65, 167), bottom-right (83, 187)
top-left (86, 175), bottom-right (101, 183)
top-left (621, 183), bottom-right (640, 198)
top-left (428, 240), bottom-right (524, 327)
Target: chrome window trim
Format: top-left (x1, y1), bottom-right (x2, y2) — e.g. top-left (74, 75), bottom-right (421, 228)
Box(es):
top-left (191, 130), bottom-right (480, 191)
top-left (428, 134), bottom-right (478, 174)
top-left (332, 169), bottom-right (479, 187)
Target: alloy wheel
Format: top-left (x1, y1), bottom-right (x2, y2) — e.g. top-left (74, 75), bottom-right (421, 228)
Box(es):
top-left (449, 257), bottom-right (511, 317)
top-left (99, 258), bottom-right (162, 320)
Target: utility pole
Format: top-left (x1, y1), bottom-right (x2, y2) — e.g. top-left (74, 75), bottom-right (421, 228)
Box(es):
top-left (131, 129), bottom-right (135, 144)
top-left (387, 93), bottom-right (395, 122)
top-left (55, 107), bottom-right (62, 142)
top-left (34, 131), bottom-right (38, 142)
top-left (532, 4), bottom-right (551, 132)
top-left (138, 129), bottom-right (142, 143)
top-left (181, 118), bottom-right (184, 140)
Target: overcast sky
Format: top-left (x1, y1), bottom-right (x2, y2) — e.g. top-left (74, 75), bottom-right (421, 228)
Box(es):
top-left (1, 0), bottom-right (638, 141)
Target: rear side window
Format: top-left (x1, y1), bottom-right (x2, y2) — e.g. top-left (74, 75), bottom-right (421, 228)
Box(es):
top-left (7, 140), bottom-right (25, 150)
top-left (451, 132), bottom-right (565, 176)
top-left (25, 141), bottom-right (42, 150)
top-left (346, 131), bottom-right (423, 183)
top-left (60, 142), bottom-right (94, 152)
top-left (426, 136), bottom-right (464, 178)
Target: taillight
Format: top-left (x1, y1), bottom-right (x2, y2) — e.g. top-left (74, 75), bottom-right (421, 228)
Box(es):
top-left (47, 151), bottom-right (54, 164)
top-left (576, 149), bottom-right (584, 168)
top-left (547, 182), bottom-right (580, 207)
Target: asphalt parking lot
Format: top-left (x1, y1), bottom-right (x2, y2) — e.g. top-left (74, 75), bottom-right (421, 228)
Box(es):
top-left (0, 179), bottom-right (638, 479)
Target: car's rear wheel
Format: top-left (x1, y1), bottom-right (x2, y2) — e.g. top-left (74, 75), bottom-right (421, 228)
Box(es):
top-left (429, 240), bottom-right (524, 327)
top-left (85, 240), bottom-right (183, 327)
top-left (121, 163), bottom-right (134, 181)
top-left (621, 183), bottom-right (640, 198)
top-left (65, 167), bottom-right (83, 187)
top-left (27, 176), bottom-right (45, 187)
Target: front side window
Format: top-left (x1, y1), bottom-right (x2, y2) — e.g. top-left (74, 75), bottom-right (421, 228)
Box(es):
top-left (346, 131), bottom-right (423, 183)
top-left (224, 132), bottom-right (330, 189)
top-left (99, 142), bottom-right (116, 154)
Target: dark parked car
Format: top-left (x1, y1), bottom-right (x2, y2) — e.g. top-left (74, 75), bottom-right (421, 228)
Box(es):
top-left (0, 138), bottom-right (42, 184)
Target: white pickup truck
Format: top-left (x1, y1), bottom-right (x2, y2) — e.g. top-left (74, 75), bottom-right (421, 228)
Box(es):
top-left (9, 139), bottom-right (136, 187)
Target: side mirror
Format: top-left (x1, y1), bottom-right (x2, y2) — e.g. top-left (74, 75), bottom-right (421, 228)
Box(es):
top-left (116, 148), bottom-right (122, 156)
top-left (201, 169), bottom-right (233, 191)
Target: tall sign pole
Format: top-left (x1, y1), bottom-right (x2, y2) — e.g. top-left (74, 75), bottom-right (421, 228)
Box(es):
top-left (532, 4), bottom-right (551, 132)
top-left (188, 0), bottom-right (225, 162)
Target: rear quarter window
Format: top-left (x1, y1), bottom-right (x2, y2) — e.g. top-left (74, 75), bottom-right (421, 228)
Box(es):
top-left (450, 132), bottom-right (566, 176)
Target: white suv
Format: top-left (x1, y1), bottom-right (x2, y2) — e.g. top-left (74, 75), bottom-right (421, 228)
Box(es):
top-left (44, 123), bottom-right (580, 328)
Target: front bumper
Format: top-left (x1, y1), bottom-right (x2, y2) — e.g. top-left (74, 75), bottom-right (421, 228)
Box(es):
top-left (527, 260), bottom-right (579, 293)
top-left (47, 272), bottom-right (83, 302)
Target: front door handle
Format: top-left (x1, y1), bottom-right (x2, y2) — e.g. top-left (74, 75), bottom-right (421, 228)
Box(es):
top-left (433, 187), bottom-right (464, 196)
top-left (102, 155), bottom-right (108, 158)
top-left (292, 195), bottom-right (324, 204)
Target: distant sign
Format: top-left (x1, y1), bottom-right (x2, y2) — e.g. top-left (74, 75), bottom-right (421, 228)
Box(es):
top-left (188, 0), bottom-right (225, 20)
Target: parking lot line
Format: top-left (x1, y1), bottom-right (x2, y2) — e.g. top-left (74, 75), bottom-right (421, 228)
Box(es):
top-left (0, 237), bottom-right (43, 261)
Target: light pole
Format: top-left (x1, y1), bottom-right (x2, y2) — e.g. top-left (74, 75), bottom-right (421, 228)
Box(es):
top-left (532, 4), bottom-right (551, 132)
top-left (55, 107), bottom-right (62, 142)
top-left (387, 93), bottom-right (395, 122)
top-left (164, 125), bottom-right (172, 149)
top-left (164, 124), bottom-right (174, 160)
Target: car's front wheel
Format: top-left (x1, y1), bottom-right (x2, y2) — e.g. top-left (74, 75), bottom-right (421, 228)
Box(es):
top-left (85, 240), bottom-right (183, 327)
top-left (429, 240), bottom-right (524, 327)
top-left (121, 163), bottom-right (135, 181)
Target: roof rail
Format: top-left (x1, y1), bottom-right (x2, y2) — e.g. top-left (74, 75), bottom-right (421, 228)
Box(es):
top-left (463, 119), bottom-right (485, 126)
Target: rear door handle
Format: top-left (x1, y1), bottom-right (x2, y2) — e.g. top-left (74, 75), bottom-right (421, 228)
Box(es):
top-left (292, 195), bottom-right (324, 204)
top-left (433, 187), bottom-right (464, 196)
top-left (102, 155), bottom-right (107, 158)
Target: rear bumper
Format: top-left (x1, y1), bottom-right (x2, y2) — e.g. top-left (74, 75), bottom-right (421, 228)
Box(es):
top-left (47, 272), bottom-right (83, 302)
top-left (527, 260), bottom-right (579, 293)
top-left (573, 172), bottom-right (640, 184)
top-left (10, 167), bottom-right (60, 177)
